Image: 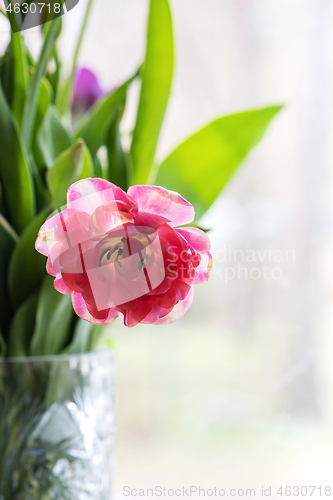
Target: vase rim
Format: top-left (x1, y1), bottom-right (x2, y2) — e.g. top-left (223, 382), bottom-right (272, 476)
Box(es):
top-left (0, 349), bottom-right (113, 364)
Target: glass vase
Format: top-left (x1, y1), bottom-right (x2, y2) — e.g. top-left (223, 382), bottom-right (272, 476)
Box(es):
top-left (0, 350), bottom-right (115, 500)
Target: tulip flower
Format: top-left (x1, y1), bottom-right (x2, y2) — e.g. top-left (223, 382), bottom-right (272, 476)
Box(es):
top-left (36, 179), bottom-right (212, 327)
top-left (72, 67), bottom-right (104, 114)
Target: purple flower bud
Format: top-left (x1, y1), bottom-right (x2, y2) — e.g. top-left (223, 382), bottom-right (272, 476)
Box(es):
top-left (72, 67), bottom-right (104, 113)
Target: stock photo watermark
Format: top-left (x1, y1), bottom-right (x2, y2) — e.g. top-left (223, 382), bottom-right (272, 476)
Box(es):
top-left (211, 245), bottom-right (296, 283)
top-left (123, 485), bottom-right (332, 498)
top-left (2, 0), bottom-right (81, 32)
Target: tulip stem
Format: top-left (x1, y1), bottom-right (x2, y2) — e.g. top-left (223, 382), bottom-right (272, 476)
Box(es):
top-left (21, 16), bottom-right (62, 148)
top-left (72, 0), bottom-right (95, 78)
top-left (59, 0), bottom-right (95, 114)
top-left (0, 214), bottom-right (20, 243)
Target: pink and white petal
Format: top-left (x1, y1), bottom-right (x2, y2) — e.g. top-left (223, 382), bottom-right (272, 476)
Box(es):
top-left (140, 302), bottom-right (173, 324)
top-left (67, 178), bottom-right (137, 216)
top-left (72, 291), bottom-right (120, 325)
top-left (176, 227), bottom-right (211, 252)
top-left (134, 211), bottom-right (170, 229)
top-left (54, 276), bottom-right (73, 295)
top-left (123, 300), bottom-right (152, 328)
top-left (61, 211), bottom-right (92, 247)
top-left (192, 251), bottom-right (213, 284)
top-left (46, 256), bottom-right (59, 277)
top-left (128, 185), bottom-right (195, 227)
top-left (152, 286), bottom-right (194, 325)
top-left (89, 201), bottom-right (134, 235)
top-left (35, 209), bottom-right (71, 256)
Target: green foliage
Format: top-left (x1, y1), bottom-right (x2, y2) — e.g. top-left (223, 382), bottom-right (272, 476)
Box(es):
top-left (0, 330), bottom-right (6, 357)
top-left (156, 106), bottom-right (282, 219)
top-left (46, 140), bottom-right (84, 209)
top-left (0, 225), bottom-right (14, 338)
top-left (8, 209), bottom-right (51, 310)
top-left (0, 0), bottom-right (282, 362)
top-left (106, 108), bottom-right (129, 190)
top-left (64, 319), bottom-right (104, 355)
top-left (38, 106), bottom-right (73, 168)
top-left (10, 33), bottom-right (29, 125)
top-left (75, 71), bottom-right (138, 158)
top-left (21, 16), bottom-right (63, 148)
top-left (0, 82), bottom-right (35, 234)
top-left (80, 144), bottom-right (94, 179)
top-left (30, 275), bottom-right (73, 356)
top-left (8, 293), bottom-right (39, 358)
top-left (0, 42), bottom-right (14, 105)
top-left (131, 0), bottom-right (174, 184)
top-left (0, 384), bottom-right (83, 499)
top-left (32, 77), bottom-right (53, 170)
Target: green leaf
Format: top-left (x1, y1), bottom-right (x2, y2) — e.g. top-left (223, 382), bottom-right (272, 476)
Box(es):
top-left (155, 106), bottom-right (283, 219)
top-left (38, 105), bottom-right (73, 168)
top-left (0, 82), bottom-right (35, 234)
top-left (21, 16), bottom-right (62, 149)
top-left (93, 155), bottom-right (103, 178)
top-left (10, 32), bottom-right (29, 126)
top-left (46, 140), bottom-right (84, 210)
top-left (88, 324), bottom-right (105, 351)
top-left (30, 274), bottom-right (73, 356)
top-left (7, 293), bottom-right (38, 358)
top-left (45, 48), bottom-right (60, 103)
top-left (63, 319), bottom-right (93, 355)
top-left (42, 294), bottom-right (74, 356)
top-left (25, 44), bottom-right (36, 69)
top-left (79, 144), bottom-right (94, 180)
top-left (0, 225), bottom-right (14, 339)
top-left (0, 43), bottom-right (13, 107)
top-left (131, 0), bottom-right (174, 184)
top-left (0, 213), bottom-right (19, 244)
top-left (29, 154), bottom-right (50, 213)
top-left (5, 2), bottom-right (22, 33)
top-left (8, 208), bottom-right (51, 310)
top-left (32, 77), bottom-right (53, 171)
top-left (27, 76), bottom-right (53, 208)
top-left (75, 71), bottom-right (138, 157)
top-left (56, 0), bottom-right (94, 115)
top-left (0, 329), bottom-right (6, 358)
top-left (179, 222), bottom-right (211, 233)
top-left (106, 108), bottom-right (129, 190)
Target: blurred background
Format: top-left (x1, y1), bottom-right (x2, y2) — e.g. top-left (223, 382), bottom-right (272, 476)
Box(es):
top-left (2, 0), bottom-right (333, 496)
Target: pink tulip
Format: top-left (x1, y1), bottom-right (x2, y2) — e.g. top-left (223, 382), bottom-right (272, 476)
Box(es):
top-left (35, 179), bottom-right (212, 327)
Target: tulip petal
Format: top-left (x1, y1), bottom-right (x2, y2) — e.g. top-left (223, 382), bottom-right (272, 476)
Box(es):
top-left (124, 300), bottom-right (152, 328)
top-left (54, 276), bottom-right (73, 295)
top-left (73, 68), bottom-right (104, 111)
top-left (139, 300), bottom-right (173, 324)
top-left (176, 227), bottom-right (211, 252)
top-left (67, 178), bottom-right (137, 216)
top-left (35, 209), bottom-right (70, 257)
top-left (128, 185), bottom-right (195, 227)
top-left (46, 256), bottom-right (58, 277)
top-left (150, 286), bottom-right (194, 325)
top-left (72, 291), bottom-right (120, 325)
top-left (192, 251), bottom-right (213, 284)
top-left (90, 201), bottom-right (134, 235)
top-left (134, 211), bottom-right (170, 228)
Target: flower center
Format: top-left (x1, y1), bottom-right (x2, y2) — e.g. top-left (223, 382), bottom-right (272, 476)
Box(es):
top-left (99, 236), bottom-right (127, 268)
